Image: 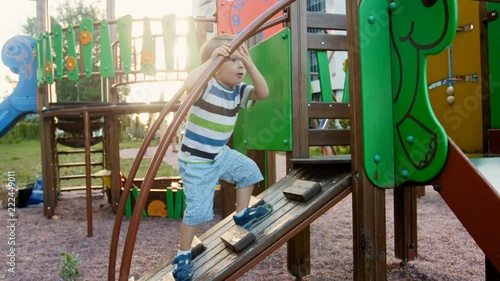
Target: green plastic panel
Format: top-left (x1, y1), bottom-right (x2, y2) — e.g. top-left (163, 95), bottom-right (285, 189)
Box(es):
top-left (316, 51), bottom-right (333, 102)
top-left (44, 32), bottom-right (54, 84)
top-left (52, 24), bottom-right (63, 80)
top-left (140, 18), bottom-right (156, 76)
top-left (99, 20), bottom-right (115, 78)
top-left (488, 3), bottom-right (500, 128)
top-left (162, 14), bottom-right (176, 71)
top-left (233, 28), bottom-right (292, 152)
top-left (186, 19), bottom-right (200, 72)
top-left (66, 25), bottom-right (80, 81)
top-left (359, 0), bottom-right (395, 188)
top-left (389, 0), bottom-right (457, 186)
top-left (117, 15), bottom-right (133, 74)
top-left (342, 64), bottom-right (349, 103)
top-left (80, 18), bottom-right (94, 78)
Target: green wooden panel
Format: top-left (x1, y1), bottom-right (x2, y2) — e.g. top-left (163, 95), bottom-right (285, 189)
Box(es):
top-left (233, 28), bottom-right (292, 152)
top-left (99, 20), bottom-right (115, 78)
top-left (389, 0), bottom-right (457, 186)
top-left (342, 64), bottom-right (349, 103)
top-left (488, 3), bottom-right (500, 128)
top-left (80, 18), bottom-right (94, 78)
top-left (66, 25), bottom-right (80, 81)
top-left (166, 187), bottom-right (174, 219)
top-left (174, 188), bottom-right (184, 219)
top-left (316, 51), bottom-right (333, 102)
top-left (125, 187), bottom-right (146, 217)
top-left (44, 32), bottom-right (54, 84)
top-left (52, 24), bottom-right (64, 80)
top-left (186, 19), bottom-right (200, 72)
top-left (117, 15), bottom-right (133, 74)
top-left (161, 14), bottom-right (176, 71)
top-left (36, 34), bottom-right (44, 87)
top-left (141, 17), bottom-right (156, 76)
top-left (359, 0), bottom-right (395, 188)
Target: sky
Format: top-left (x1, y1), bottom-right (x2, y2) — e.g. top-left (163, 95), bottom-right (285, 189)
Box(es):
top-left (0, 0), bottom-right (194, 102)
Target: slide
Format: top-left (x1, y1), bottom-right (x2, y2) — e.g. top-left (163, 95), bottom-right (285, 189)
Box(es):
top-left (432, 138), bottom-right (500, 272)
top-left (0, 35), bottom-right (38, 138)
top-left (139, 162), bottom-right (352, 280)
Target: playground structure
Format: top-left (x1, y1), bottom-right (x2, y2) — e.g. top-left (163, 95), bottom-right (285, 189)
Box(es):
top-left (1, 0), bottom-right (499, 280)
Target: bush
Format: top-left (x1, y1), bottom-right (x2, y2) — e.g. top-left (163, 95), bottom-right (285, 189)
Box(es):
top-left (60, 248), bottom-right (80, 281)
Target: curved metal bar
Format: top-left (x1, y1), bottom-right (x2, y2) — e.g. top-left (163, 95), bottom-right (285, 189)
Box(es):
top-left (117, 0), bottom-right (297, 280)
top-left (253, 13), bottom-right (289, 36)
top-left (108, 88), bottom-right (185, 281)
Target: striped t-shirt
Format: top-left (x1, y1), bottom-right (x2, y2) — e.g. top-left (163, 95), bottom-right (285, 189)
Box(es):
top-left (178, 77), bottom-right (254, 163)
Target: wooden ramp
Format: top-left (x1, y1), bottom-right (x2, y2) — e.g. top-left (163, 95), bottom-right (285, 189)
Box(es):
top-left (139, 163), bottom-right (352, 280)
top-left (432, 138), bottom-right (500, 272)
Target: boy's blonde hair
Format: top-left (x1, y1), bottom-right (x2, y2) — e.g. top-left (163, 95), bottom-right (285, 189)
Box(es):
top-left (200, 34), bottom-right (236, 63)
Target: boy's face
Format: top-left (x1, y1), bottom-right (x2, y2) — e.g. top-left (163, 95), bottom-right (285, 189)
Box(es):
top-left (215, 55), bottom-right (246, 88)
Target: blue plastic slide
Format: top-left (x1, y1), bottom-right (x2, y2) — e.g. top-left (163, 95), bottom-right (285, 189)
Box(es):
top-left (0, 36), bottom-right (37, 137)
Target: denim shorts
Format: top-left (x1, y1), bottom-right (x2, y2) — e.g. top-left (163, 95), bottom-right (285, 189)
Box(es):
top-left (179, 146), bottom-right (264, 226)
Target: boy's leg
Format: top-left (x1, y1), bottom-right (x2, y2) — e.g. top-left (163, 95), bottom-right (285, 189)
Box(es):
top-left (173, 222), bottom-right (197, 281)
top-left (235, 185), bottom-right (254, 212)
top-left (179, 222), bottom-right (198, 251)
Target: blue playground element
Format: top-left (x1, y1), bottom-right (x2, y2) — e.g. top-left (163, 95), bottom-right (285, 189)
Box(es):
top-left (0, 36), bottom-right (38, 137)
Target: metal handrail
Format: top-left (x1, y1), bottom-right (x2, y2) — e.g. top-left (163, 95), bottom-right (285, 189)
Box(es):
top-left (113, 0), bottom-right (297, 280)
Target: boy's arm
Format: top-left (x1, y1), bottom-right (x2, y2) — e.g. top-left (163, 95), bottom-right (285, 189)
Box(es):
top-left (237, 44), bottom-right (269, 100)
top-left (183, 43), bottom-right (232, 93)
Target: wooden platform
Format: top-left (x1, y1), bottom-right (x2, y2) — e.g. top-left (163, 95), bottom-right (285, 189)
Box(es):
top-left (138, 164), bottom-right (352, 281)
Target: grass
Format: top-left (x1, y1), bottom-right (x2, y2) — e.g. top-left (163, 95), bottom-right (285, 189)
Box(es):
top-left (0, 139), bottom-right (178, 189)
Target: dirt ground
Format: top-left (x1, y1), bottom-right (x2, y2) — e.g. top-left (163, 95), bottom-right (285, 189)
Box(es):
top-left (0, 183), bottom-right (486, 281)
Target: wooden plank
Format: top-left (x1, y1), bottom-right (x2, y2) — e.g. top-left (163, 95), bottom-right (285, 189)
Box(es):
top-left (347, 0), bottom-right (387, 279)
top-left (201, 168), bottom-right (351, 280)
top-left (307, 12), bottom-right (346, 30)
top-left (308, 129), bottom-right (350, 146)
top-left (290, 0), bottom-right (309, 159)
top-left (292, 154), bottom-right (351, 165)
top-left (220, 226), bottom-right (256, 253)
top-left (393, 187), bottom-right (418, 261)
top-left (138, 168), bottom-right (309, 281)
top-left (139, 165), bottom-right (352, 281)
top-left (283, 179), bottom-right (322, 202)
top-left (480, 3), bottom-right (491, 152)
top-left (308, 102), bottom-right (350, 119)
top-left (307, 33), bottom-right (347, 51)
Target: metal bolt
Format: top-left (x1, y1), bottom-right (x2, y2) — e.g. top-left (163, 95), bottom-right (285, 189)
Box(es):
top-left (407, 135), bottom-right (414, 144)
top-left (401, 169), bottom-right (409, 178)
top-left (388, 2), bottom-right (397, 11)
top-left (368, 16), bottom-right (376, 24)
top-left (373, 155), bottom-right (381, 163)
top-left (281, 33), bottom-right (288, 39)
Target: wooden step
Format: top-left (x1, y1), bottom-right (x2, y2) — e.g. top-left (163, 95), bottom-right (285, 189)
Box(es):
top-left (57, 149), bottom-right (104, 155)
top-left (58, 162), bottom-right (104, 168)
top-left (60, 185), bottom-right (103, 192)
top-left (59, 174), bottom-right (102, 180)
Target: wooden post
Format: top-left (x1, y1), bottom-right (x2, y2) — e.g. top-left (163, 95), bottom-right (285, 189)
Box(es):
top-left (287, 0), bottom-right (312, 278)
top-left (393, 187), bottom-right (418, 261)
top-left (479, 3), bottom-right (491, 153)
top-left (346, 0), bottom-right (387, 279)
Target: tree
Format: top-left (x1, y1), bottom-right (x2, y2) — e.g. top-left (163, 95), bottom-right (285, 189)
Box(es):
top-left (22, 0), bottom-right (105, 102)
